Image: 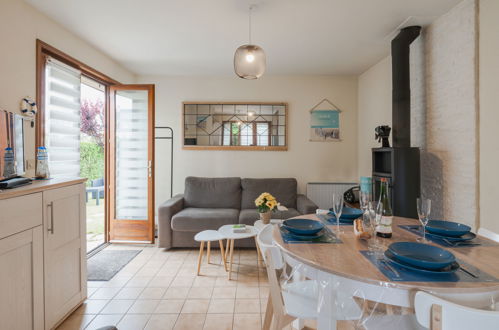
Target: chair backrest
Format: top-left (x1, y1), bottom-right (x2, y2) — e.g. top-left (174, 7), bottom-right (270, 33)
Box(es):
top-left (92, 178), bottom-right (104, 187)
top-left (184, 176), bottom-right (242, 209)
top-left (264, 245), bottom-right (287, 317)
top-left (257, 224), bottom-right (277, 265)
top-left (478, 227), bottom-right (499, 243)
top-left (415, 291), bottom-right (499, 330)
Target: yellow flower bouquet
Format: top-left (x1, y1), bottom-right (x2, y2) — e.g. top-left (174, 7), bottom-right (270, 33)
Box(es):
top-left (255, 192), bottom-right (278, 213)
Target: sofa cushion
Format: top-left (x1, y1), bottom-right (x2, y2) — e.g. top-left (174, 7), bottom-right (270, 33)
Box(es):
top-left (171, 208), bottom-right (239, 232)
top-left (184, 177), bottom-right (241, 209)
top-left (239, 208), bottom-right (301, 226)
top-left (241, 178), bottom-right (297, 210)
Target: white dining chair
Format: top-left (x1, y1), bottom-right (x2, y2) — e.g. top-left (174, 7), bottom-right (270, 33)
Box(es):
top-left (414, 291), bottom-right (499, 330)
top-left (256, 224), bottom-right (273, 265)
top-left (262, 244), bottom-right (318, 330)
top-left (478, 227), bottom-right (499, 243)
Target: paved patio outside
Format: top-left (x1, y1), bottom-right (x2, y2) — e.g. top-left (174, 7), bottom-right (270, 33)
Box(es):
top-left (87, 197), bottom-right (105, 252)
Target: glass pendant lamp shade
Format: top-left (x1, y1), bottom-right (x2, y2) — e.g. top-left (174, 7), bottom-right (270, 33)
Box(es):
top-left (234, 44), bottom-right (266, 79)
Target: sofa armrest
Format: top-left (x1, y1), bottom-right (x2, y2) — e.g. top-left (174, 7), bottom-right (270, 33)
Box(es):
top-left (296, 194), bottom-right (318, 215)
top-left (158, 194), bottom-right (184, 249)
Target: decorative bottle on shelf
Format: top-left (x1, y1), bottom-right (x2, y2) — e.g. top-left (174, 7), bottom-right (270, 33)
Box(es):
top-left (3, 147), bottom-right (16, 178)
top-left (35, 146), bottom-right (50, 179)
top-left (376, 178), bottom-right (393, 238)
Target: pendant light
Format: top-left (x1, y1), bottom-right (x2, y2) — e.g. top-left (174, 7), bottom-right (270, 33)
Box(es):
top-left (234, 5), bottom-right (266, 79)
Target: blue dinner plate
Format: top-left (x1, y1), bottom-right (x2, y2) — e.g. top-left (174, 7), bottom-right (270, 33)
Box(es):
top-left (384, 250), bottom-right (459, 275)
top-left (280, 226), bottom-right (325, 240)
top-left (425, 230), bottom-right (476, 242)
top-left (425, 220), bottom-right (471, 237)
top-left (328, 207), bottom-right (363, 220)
top-left (388, 242), bottom-right (456, 270)
top-left (282, 219), bottom-right (324, 235)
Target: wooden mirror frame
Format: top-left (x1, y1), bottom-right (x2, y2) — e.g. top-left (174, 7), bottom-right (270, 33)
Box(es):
top-left (181, 102), bottom-right (288, 151)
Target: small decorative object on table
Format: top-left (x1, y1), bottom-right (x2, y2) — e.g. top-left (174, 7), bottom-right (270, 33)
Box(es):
top-left (255, 192), bottom-right (278, 224)
top-left (232, 224), bottom-right (247, 233)
top-left (353, 219), bottom-right (371, 240)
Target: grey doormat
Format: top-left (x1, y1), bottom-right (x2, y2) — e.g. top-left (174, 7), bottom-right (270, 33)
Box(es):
top-left (87, 250), bottom-right (141, 281)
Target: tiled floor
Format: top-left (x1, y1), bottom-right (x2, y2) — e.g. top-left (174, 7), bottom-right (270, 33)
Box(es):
top-left (57, 244), bottom-right (313, 330)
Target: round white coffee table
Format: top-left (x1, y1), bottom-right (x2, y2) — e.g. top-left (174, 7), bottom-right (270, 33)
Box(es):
top-left (194, 230), bottom-right (227, 275)
top-left (218, 224), bottom-right (259, 280)
top-left (253, 219), bottom-right (283, 231)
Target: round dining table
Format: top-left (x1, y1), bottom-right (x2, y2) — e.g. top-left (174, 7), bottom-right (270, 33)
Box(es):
top-left (273, 214), bottom-right (499, 330)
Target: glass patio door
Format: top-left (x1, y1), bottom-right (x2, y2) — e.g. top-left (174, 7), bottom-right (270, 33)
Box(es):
top-left (109, 85), bottom-right (155, 243)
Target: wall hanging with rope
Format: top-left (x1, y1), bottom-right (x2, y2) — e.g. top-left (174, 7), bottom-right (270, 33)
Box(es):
top-left (309, 98), bottom-right (342, 142)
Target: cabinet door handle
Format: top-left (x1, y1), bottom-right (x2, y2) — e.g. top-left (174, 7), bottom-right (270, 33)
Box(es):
top-left (47, 202), bottom-right (54, 234)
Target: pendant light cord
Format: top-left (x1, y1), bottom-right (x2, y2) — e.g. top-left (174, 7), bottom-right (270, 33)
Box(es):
top-left (248, 5), bottom-right (253, 45)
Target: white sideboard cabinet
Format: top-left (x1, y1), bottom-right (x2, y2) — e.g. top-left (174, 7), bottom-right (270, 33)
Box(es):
top-left (0, 178), bottom-right (87, 330)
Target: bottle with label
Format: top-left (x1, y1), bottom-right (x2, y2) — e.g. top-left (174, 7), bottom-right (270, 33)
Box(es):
top-left (376, 178), bottom-right (393, 238)
top-left (3, 147), bottom-right (16, 178)
top-left (35, 146), bottom-right (50, 179)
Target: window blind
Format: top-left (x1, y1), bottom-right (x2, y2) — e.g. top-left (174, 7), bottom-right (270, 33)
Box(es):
top-left (115, 90), bottom-right (149, 220)
top-left (44, 58), bottom-right (82, 178)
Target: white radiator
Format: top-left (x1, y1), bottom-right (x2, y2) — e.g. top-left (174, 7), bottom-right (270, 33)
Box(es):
top-left (306, 182), bottom-right (358, 209)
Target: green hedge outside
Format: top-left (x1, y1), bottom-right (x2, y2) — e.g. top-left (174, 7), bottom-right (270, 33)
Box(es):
top-left (80, 141), bottom-right (104, 186)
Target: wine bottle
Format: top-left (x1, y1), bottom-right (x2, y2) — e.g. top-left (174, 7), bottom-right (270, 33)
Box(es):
top-left (376, 178), bottom-right (393, 238)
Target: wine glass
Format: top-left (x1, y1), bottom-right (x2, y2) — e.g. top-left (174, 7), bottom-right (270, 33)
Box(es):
top-left (359, 191), bottom-right (370, 223)
top-left (332, 193), bottom-right (344, 234)
top-left (417, 198), bottom-right (432, 243)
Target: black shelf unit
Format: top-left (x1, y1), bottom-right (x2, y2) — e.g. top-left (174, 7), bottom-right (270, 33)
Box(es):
top-left (372, 147), bottom-right (420, 218)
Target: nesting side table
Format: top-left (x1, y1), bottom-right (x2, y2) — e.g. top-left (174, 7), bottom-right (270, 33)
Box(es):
top-left (194, 230), bottom-right (227, 275)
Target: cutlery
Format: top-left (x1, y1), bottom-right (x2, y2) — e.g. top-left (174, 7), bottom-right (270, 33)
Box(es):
top-left (442, 238), bottom-right (481, 247)
top-left (459, 266), bottom-right (478, 278)
top-left (379, 258), bottom-right (400, 278)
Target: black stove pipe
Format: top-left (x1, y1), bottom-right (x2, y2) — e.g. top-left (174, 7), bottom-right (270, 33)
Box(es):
top-left (391, 26), bottom-right (421, 148)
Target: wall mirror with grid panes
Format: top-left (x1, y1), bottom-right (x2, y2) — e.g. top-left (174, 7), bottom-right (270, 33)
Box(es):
top-left (182, 102), bottom-right (287, 150)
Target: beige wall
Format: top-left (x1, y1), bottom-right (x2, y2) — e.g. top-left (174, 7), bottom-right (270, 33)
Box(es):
top-left (357, 0), bottom-right (478, 227)
top-left (357, 57), bottom-right (392, 177)
top-left (0, 0), bottom-right (135, 169)
top-left (138, 75), bottom-right (358, 206)
top-left (479, 0), bottom-right (499, 232)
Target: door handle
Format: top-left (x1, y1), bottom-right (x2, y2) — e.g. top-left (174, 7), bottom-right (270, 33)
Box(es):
top-left (47, 202), bottom-right (54, 234)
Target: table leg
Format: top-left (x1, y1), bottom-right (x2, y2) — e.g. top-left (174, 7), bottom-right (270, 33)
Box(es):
top-left (228, 239), bottom-right (235, 280)
top-left (224, 239), bottom-right (230, 271)
top-left (207, 241), bottom-right (211, 264)
top-left (219, 239), bottom-right (227, 271)
top-left (197, 241), bottom-right (205, 276)
top-left (255, 236), bottom-right (263, 267)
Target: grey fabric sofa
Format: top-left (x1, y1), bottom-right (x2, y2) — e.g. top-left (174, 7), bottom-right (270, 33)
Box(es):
top-left (158, 177), bottom-right (318, 249)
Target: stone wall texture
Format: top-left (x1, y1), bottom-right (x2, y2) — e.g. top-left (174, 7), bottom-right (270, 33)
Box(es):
top-left (410, 0), bottom-right (478, 227)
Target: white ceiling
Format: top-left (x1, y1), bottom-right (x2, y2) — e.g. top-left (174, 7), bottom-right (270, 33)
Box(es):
top-left (26, 0), bottom-right (462, 76)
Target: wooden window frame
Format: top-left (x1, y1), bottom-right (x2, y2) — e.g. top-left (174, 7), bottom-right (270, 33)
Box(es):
top-left (221, 120), bottom-right (271, 146)
top-left (36, 39), bottom-right (121, 245)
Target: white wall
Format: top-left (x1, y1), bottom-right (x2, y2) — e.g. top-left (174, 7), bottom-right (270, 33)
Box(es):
top-left (479, 0), bottom-right (499, 233)
top-left (357, 0), bottom-right (478, 227)
top-left (138, 75), bottom-right (358, 206)
top-left (357, 57), bottom-right (392, 177)
top-left (0, 0), bottom-right (135, 168)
